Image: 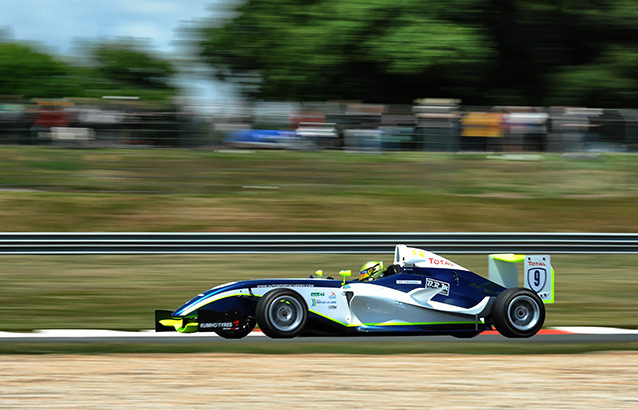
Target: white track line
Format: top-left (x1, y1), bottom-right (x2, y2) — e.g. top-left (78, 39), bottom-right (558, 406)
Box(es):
top-left (0, 327), bottom-right (636, 338)
top-left (553, 327), bottom-right (638, 335)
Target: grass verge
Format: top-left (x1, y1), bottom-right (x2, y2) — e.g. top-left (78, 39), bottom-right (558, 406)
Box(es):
top-left (1, 254), bottom-right (637, 331)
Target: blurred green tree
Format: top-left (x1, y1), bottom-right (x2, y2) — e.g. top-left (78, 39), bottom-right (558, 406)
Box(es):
top-left (0, 39), bottom-right (178, 102)
top-left (91, 40), bottom-right (177, 94)
top-left (0, 42), bottom-right (79, 98)
top-left (198, 0), bottom-right (638, 106)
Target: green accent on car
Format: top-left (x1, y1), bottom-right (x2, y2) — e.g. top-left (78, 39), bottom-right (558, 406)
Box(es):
top-left (308, 310), bottom-right (482, 328)
top-left (159, 318), bottom-right (199, 333)
top-left (339, 269), bottom-right (352, 285)
top-left (490, 254), bottom-right (526, 263)
top-left (544, 267), bottom-right (556, 304)
top-left (361, 320), bottom-right (477, 326)
top-left (177, 322), bottom-right (199, 333)
top-left (159, 318), bottom-right (182, 328)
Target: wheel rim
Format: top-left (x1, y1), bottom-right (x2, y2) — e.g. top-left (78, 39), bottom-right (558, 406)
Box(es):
top-left (268, 295), bottom-right (304, 332)
top-left (507, 295), bottom-right (541, 331)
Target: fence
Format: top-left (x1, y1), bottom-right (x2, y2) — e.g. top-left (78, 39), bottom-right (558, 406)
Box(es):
top-left (0, 232), bottom-right (636, 254)
top-left (2, 100), bottom-right (637, 152)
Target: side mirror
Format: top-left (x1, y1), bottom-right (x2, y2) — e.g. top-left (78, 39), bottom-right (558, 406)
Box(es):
top-left (339, 269), bottom-right (352, 285)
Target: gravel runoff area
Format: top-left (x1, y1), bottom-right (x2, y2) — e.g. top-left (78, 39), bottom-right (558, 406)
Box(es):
top-left (1, 353), bottom-right (637, 409)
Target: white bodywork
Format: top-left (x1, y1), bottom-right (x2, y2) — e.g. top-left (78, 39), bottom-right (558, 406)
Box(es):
top-left (394, 244), bottom-right (470, 271)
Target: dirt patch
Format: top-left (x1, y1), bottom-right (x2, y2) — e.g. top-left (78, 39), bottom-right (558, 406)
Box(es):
top-left (1, 353), bottom-right (637, 409)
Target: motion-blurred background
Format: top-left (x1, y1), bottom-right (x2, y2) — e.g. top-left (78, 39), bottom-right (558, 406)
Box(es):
top-left (0, 1), bottom-right (637, 333)
top-left (1, 0), bottom-right (637, 152)
top-left (0, 0), bottom-right (636, 232)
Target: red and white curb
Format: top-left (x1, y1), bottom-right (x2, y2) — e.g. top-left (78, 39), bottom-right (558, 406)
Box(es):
top-left (552, 327), bottom-right (638, 335)
top-left (0, 327), bottom-right (637, 338)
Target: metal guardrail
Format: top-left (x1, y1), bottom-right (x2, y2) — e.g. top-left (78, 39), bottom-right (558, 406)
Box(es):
top-left (0, 233), bottom-right (636, 255)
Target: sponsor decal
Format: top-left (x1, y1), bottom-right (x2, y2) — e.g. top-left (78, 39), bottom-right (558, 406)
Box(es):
top-left (200, 321), bottom-right (238, 330)
top-left (426, 278), bottom-right (450, 296)
top-left (329, 305), bottom-right (337, 309)
top-left (311, 298), bottom-right (337, 307)
top-left (528, 261), bottom-right (547, 267)
top-left (256, 284), bottom-right (314, 288)
top-left (427, 257), bottom-right (456, 267)
top-left (310, 292), bottom-right (325, 297)
top-left (413, 250), bottom-right (458, 267)
top-left (329, 292), bottom-right (337, 299)
top-left (526, 267), bottom-right (547, 293)
top-left (396, 279), bottom-right (422, 285)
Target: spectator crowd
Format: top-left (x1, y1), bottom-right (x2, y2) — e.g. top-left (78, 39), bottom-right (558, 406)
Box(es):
top-left (1, 97), bottom-right (636, 152)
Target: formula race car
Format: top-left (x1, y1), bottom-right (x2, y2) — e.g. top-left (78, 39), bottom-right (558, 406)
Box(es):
top-left (155, 245), bottom-right (550, 339)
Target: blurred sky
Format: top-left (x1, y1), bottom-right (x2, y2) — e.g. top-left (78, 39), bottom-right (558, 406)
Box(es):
top-left (0, 0), bottom-right (212, 54)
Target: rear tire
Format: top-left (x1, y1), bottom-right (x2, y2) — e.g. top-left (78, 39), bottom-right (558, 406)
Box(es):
top-left (256, 289), bottom-right (307, 338)
top-left (492, 288), bottom-right (545, 338)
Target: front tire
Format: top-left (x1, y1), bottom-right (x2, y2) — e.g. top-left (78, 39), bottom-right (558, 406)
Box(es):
top-left (491, 287), bottom-right (545, 338)
top-left (256, 289), bottom-right (308, 338)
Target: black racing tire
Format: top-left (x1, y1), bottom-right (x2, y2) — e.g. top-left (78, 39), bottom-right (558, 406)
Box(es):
top-left (256, 289), bottom-right (308, 338)
top-left (491, 287), bottom-right (545, 338)
top-left (451, 331), bottom-right (481, 339)
top-left (214, 315), bottom-right (256, 339)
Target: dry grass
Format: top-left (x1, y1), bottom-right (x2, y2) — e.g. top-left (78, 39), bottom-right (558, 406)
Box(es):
top-left (1, 147), bottom-right (637, 232)
top-left (0, 254), bottom-right (637, 331)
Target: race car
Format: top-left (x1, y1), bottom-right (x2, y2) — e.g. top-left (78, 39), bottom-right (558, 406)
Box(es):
top-left (155, 245), bottom-right (549, 339)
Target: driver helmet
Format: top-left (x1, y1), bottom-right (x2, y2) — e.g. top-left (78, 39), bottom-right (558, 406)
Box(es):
top-left (359, 261), bottom-right (385, 281)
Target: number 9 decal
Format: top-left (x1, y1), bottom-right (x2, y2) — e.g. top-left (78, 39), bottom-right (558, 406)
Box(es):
top-left (526, 268), bottom-right (547, 293)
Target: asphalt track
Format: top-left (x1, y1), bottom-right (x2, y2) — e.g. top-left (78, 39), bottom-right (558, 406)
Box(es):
top-left (1, 327), bottom-right (638, 344)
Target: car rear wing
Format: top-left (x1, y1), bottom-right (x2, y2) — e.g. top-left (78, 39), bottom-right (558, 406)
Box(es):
top-left (488, 254), bottom-right (555, 304)
top-left (393, 244), bottom-right (555, 303)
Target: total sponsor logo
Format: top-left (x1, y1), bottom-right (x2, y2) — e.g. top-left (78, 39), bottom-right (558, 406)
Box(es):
top-left (528, 261), bottom-right (547, 267)
top-left (412, 250), bottom-right (459, 268)
top-left (427, 258), bottom-right (457, 267)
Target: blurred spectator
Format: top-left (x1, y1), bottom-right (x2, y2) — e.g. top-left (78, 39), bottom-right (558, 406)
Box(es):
top-left (413, 99), bottom-right (460, 151)
top-left (0, 100), bottom-right (28, 144)
top-left (502, 107), bottom-right (549, 151)
top-left (341, 103), bottom-right (384, 151)
top-left (0, 95), bottom-right (637, 152)
top-left (460, 110), bottom-right (504, 151)
top-left (30, 100), bottom-right (73, 144)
